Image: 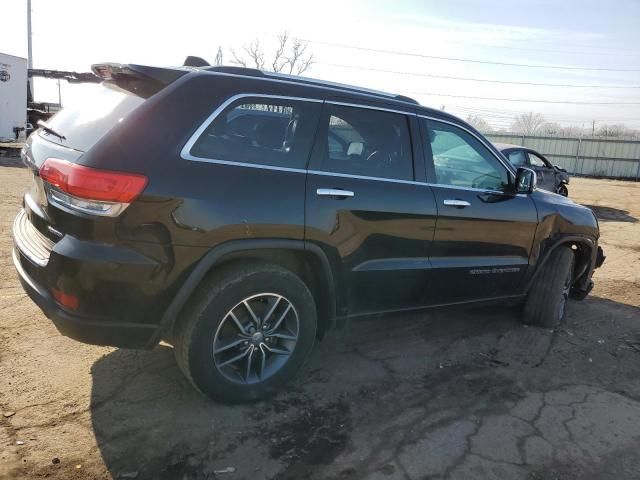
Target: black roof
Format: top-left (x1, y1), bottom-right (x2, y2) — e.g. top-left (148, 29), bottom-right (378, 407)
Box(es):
top-left (200, 66), bottom-right (468, 125)
top-left (205, 66), bottom-right (420, 106)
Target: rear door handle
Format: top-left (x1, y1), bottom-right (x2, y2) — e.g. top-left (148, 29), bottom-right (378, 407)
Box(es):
top-left (316, 188), bottom-right (355, 198)
top-left (443, 199), bottom-right (471, 208)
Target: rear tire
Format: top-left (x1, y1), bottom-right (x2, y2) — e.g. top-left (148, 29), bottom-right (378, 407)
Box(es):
top-left (523, 247), bottom-right (574, 328)
top-left (174, 261), bottom-right (317, 403)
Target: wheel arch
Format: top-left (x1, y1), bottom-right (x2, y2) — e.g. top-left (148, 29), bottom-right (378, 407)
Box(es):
top-left (524, 235), bottom-right (597, 294)
top-left (151, 239), bottom-right (338, 346)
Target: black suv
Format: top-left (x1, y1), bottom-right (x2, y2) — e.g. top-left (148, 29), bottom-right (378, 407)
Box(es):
top-left (13, 62), bottom-right (604, 402)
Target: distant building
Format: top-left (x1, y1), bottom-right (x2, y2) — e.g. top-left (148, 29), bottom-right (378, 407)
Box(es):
top-left (0, 52), bottom-right (28, 141)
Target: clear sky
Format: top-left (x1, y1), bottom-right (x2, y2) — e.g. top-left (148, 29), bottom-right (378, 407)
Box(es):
top-left (3, 0), bottom-right (640, 129)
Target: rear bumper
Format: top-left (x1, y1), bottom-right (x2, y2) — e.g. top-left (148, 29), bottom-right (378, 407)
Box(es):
top-left (13, 247), bottom-right (158, 348)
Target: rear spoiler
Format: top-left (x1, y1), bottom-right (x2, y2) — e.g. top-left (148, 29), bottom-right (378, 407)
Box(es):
top-left (91, 63), bottom-right (192, 98)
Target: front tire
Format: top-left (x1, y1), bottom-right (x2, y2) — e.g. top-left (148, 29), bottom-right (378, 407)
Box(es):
top-left (557, 184), bottom-right (569, 196)
top-left (523, 247), bottom-right (574, 328)
top-left (174, 262), bottom-right (317, 403)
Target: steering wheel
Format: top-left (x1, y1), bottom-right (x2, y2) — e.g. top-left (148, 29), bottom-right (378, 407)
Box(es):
top-left (366, 150), bottom-right (394, 168)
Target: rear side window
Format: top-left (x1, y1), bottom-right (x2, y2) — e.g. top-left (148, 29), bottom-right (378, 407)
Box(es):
top-left (189, 97), bottom-right (321, 169)
top-left (40, 84), bottom-right (144, 152)
top-left (315, 104), bottom-right (413, 181)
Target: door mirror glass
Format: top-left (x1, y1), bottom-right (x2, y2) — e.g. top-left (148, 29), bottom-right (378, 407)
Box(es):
top-left (515, 167), bottom-right (537, 194)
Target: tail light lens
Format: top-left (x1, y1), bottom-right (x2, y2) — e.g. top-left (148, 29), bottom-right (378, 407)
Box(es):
top-left (51, 288), bottom-right (79, 310)
top-left (39, 158), bottom-right (147, 216)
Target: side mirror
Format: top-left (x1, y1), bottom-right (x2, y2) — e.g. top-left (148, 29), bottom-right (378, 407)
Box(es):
top-left (515, 167), bottom-right (537, 194)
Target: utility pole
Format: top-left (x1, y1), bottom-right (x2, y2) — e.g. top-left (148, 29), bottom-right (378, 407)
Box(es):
top-left (591, 120), bottom-right (595, 137)
top-left (27, 0), bottom-right (34, 100)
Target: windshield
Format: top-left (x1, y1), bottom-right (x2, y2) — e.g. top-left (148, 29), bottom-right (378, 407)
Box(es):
top-left (40, 83), bottom-right (144, 152)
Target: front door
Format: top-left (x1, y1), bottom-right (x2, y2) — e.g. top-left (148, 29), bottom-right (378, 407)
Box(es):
top-left (421, 118), bottom-right (538, 304)
top-left (305, 102), bottom-right (438, 315)
top-left (527, 151), bottom-right (557, 192)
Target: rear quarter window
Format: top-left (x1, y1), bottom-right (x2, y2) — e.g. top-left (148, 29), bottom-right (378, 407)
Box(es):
top-left (40, 84), bottom-right (145, 152)
top-left (188, 97), bottom-right (322, 170)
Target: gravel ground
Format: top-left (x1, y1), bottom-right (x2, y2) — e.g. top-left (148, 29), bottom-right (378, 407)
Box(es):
top-left (1, 161), bottom-right (639, 480)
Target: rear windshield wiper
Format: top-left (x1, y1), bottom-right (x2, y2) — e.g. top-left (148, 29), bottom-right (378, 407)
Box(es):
top-left (37, 120), bottom-right (66, 141)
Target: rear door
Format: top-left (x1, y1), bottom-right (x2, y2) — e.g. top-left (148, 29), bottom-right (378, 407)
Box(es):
top-left (305, 102), bottom-right (437, 315)
top-left (421, 117), bottom-right (538, 304)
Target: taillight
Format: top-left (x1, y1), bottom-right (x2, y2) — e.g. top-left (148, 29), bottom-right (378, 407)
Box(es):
top-left (51, 288), bottom-right (79, 310)
top-left (39, 158), bottom-right (147, 217)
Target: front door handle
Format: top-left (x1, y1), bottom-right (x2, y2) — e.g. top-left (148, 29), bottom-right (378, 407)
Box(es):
top-left (443, 199), bottom-right (471, 208)
top-left (317, 188), bottom-right (355, 198)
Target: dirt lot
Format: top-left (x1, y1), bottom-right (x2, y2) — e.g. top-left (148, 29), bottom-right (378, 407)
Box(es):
top-left (1, 160), bottom-right (639, 480)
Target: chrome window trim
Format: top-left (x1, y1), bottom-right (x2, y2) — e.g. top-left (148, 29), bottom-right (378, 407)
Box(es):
top-left (180, 93), bottom-right (322, 164)
top-left (307, 169), bottom-right (427, 186)
top-left (182, 156), bottom-right (307, 174)
top-left (180, 92), bottom-right (522, 197)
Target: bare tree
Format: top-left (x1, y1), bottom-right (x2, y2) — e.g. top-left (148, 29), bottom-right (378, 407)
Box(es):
top-left (597, 123), bottom-right (629, 138)
top-left (511, 112), bottom-right (546, 135)
top-left (561, 125), bottom-right (585, 137)
top-left (465, 114), bottom-right (491, 132)
top-left (540, 122), bottom-right (562, 136)
top-left (230, 32), bottom-right (314, 75)
top-left (231, 39), bottom-right (265, 70)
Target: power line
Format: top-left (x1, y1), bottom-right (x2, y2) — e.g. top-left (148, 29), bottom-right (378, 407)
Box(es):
top-left (319, 62), bottom-right (640, 89)
top-left (438, 41), bottom-right (640, 58)
top-left (403, 91), bottom-right (640, 105)
top-left (448, 104), bottom-right (640, 120)
top-left (304, 38), bottom-right (640, 72)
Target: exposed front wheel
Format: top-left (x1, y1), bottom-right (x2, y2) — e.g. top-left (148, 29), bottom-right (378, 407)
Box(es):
top-left (523, 247), bottom-right (574, 328)
top-left (174, 262), bottom-right (317, 403)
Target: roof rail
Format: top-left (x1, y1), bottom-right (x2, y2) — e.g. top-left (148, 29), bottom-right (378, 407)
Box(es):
top-left (395, 95), bottom-right (419, 105)
top-left (205, 66), bottom-right (264, 77)
top-left (202, 66), bottom-right (419, 106)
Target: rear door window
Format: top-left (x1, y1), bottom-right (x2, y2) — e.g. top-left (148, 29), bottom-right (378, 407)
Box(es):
top-left (189, 97), bottom-right (321, 169)
top-left (314, 104), bottom-right (414, 181)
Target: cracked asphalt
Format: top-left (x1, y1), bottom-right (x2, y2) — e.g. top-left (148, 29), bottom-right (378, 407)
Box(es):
top-left (1, 160), bottom-right (639, 480)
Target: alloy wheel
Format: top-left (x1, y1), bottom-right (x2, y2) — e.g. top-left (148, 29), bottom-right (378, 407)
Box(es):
top-left (212, 293), bottom-right (299, 384)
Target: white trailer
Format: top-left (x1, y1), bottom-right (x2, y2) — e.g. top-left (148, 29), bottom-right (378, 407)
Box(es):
top-left (0, 53), bottom-right (28, 142)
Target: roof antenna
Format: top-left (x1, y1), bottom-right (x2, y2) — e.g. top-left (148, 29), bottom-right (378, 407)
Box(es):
top-left (183, 56), bottom-right (210, 67)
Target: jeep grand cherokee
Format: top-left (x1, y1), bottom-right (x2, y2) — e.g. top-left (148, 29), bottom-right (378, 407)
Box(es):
top-left (13, 61), bottom-right (604, 402)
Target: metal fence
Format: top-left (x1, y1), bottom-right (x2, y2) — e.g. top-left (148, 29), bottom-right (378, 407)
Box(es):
top-left (485, 133), bottom-right (640, 180)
